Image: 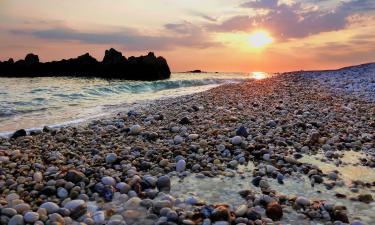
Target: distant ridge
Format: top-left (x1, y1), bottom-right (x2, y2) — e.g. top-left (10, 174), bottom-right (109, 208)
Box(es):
top-left (283, 62), bottom-right (375, 74)
top-left (0, 48), bottom-right (171, 81)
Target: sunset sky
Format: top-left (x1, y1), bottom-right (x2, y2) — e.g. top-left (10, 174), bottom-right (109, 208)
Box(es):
top-left (1, 0), bottom-right (375, 72)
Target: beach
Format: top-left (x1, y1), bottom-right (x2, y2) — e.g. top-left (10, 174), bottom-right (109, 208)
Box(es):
top-left (0, 67), bottom-right (374, 225)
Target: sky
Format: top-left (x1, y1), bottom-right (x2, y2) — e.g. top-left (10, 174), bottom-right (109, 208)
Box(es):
top-left (1, 0), bottom-right (375, 72)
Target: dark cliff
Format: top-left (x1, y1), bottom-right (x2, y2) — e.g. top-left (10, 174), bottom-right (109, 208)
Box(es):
top-left (0, 48), bottom-right (171, 81)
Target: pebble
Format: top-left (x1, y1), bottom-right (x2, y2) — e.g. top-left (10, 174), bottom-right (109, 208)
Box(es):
top-left (176, 159), bottom-right (187, 172)
top-left (105, 153), bottom-right (118, 164)
top-left (33, 172), bottom-right (43, 182)
top-left (174, 135), bottom-right (183, 144)
top-left (236, 126), bottom-right (249, 137)
top-left (93, 211), bottom-right (106, 224)
top-left (14, 203), bottom-right (30, 214)
top-left (235, 205), bottom-right (248, 217)
top-left (188, 134), bottom-right (199, 140)
top-left (129, 124), bottom-right (142, 135)
top-left (39, 202), bottom-right (60, 214)
top-left (65, 169), bottom-right (86, 183)
top-left (63, 199), bottom-right (87, 219)
top-left (1, 208), bottom-right (17, 217)
top-left (157, 175), bottom-right (171, 192)
top-left (24, 212), bottom-right (40, 223)
top-left (57, 187), bottom-right (69, 199)
top-left (101, 176), bottom-right (116, 186)
top-left (266, 202), bottom-right (283, 221)
top-left (231, 136), bottom-right (243, 145)
top-left (8, 215), bottom-right (24, 225)
top-left (295, 197), bottom-right (311, 207)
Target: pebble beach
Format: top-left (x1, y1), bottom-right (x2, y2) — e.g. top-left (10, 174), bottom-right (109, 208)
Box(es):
top-left (1, 66), bottom-right (375, 225)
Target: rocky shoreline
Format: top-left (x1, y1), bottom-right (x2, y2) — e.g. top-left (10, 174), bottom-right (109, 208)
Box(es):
top-left (0, 73), bottom-right (374, 225)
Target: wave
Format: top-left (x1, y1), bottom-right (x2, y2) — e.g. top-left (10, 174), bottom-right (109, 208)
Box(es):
top-left (83, 78), bottom-right (248, 96)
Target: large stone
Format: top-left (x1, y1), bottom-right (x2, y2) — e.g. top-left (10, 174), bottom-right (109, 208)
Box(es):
top-left (11, 129), bottom-right (27, 139)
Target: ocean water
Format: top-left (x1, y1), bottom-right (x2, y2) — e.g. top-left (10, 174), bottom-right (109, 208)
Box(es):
top-left (0, 72), bottom-right (252, 135)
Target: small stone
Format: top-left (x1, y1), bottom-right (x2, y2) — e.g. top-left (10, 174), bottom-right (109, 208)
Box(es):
top-left (235, 205), bottom-right (248, 217)
top-left (358, 194), bottom-right (373, 203)
top-left (65, 169), bottom-right (86, 183)
top-left (105, 153), bottom-right (118, 164)
top-left (101, 176), bottom-right (116, 186)
top-left (1, 208), bottom-right (17, 217)
top-left (179, 117), bottom-right (191, 125)
top-left (174, 135), bottom-right (183, 144)
top-left (276, 174), bottom-right (284, 184)
top-left (93, 211), bottom-right (106, 224)
top-left (266, 165), bottom-right (277, 174)
top-left (14, 203), bottom-right (30, 214)
top-left (57, 187), bottom-right (69, 199)
top-left (267, 120), bottom-right (277, 127)
top-left (116, 182), bottom-right (131, 194)
top-left (332, 210), bottom-right (349, 223)
top-left (251, 176), bottom-right (262, 187)
top-left (236, 126), bottom-right (249, 138)
top-left (63, 200), bottom-right (87, 219)
top-left (24, 212), bottom-right (40, 223)
top-left (49, 213), bottom-right (64, 223)
top-left (159, 159), bottom-right (169, 167)
top-left (246, 209), bottom-right (261, 221)
top-left (8, 215), bottom-right (24, 225)
top-left (188, 134), bottom-right (199, 140)
top-left (259, 180), bottom-right (270, 189)
top-left (328, 172), bottom-right (338, 180)
top-left (6, 193), bottom-right (20, 202)
top-left (157, 175), bottom-right (171, 192)
top-left (33, 172), bottom-right (43, 182)
top-left (263, 154), bottom-right (270, 161)
top-left (40, 202), bottom-right (60, 214)
top-left (266, 202), bottom-right (283, 221)
top-left (231, 136), bottom-right (243, 145)
top-left (211, 206), bottom-right (231, 222)
top-left (295, 197), bottom-right (311, 207)
top-left (129, 124), bottom-right (142, 135)
top-left (176, 159), bottom-right (186, 172)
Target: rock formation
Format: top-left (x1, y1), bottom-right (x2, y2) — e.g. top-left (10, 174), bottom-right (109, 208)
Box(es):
top-left (0, 48), bottom-right (171, 81)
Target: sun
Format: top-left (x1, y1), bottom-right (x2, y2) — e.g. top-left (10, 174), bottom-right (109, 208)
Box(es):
top-left (248, 30), bottom-right (273, 49)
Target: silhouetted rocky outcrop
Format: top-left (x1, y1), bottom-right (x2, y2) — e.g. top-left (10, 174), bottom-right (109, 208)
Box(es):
top-left (0, 48), bottom-right (171, 80)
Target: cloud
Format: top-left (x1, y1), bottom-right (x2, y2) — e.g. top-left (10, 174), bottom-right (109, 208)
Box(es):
top-left (10, 22), bottom-right (218, 51)
top-left (187, 10), bottom-right (217, 22)
top-left (208, 0), bottom-right (375, 40)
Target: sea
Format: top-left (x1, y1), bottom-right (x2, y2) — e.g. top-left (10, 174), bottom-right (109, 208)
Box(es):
top-left (0, 72), bottom-right (261, 136)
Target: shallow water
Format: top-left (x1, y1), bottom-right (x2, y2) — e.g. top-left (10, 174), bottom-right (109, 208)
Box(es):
top-left (170, 160), bottom-right (375, 224)
top-left (299, 151), bottom-right (375, 184)
top-left (0, 72), bottom-right (251, 134)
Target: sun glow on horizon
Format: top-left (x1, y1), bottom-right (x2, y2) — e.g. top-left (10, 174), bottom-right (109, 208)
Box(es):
top-left (251, 71), bottom-right (268, 80)
top-left (248, 31), bottom-right (273, 49)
